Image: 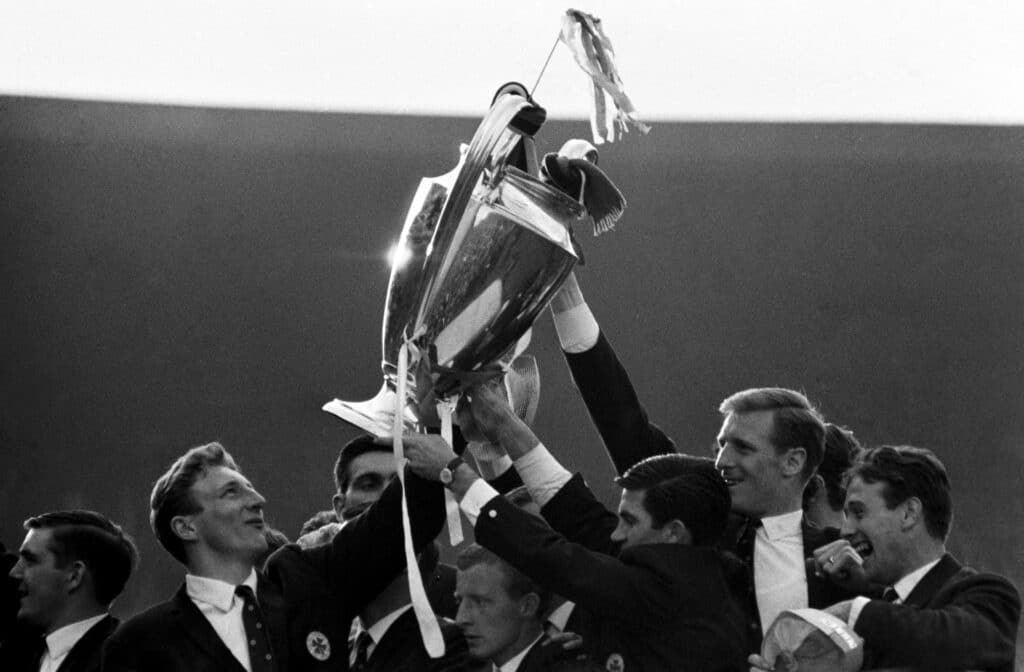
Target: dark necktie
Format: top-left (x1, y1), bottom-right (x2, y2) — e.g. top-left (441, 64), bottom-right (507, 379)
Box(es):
top-left (882, 586), bottom-right (900, 603)
top-left (736, 519), bottom-right (763, 652)
top-left (236, 585), bottom-right (276, 672)
top-left (351, 630), bottom-right (373, 670)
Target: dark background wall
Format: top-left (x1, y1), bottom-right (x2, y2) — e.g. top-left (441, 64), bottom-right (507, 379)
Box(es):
top-left (2, 97), bottom-right (1022, 645)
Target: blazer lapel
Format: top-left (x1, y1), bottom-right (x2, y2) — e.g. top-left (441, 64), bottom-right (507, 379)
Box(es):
top-left (171, 585), bottom-right (247, 672)
top-left (55, 614), bottom-right (117, 672)
top-left (903, 553), bottom-right (961, 607)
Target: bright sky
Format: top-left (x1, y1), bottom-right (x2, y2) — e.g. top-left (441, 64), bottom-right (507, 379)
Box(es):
top-left (3, 1), bottom-right (1024, 124)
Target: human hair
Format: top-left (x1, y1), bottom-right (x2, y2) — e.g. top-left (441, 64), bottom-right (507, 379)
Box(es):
top-left (846, 445), bottom-right (953, 541)
top-left (456, 543), bottom-right (548, 617)
top-left (718, 387), bottom-right (825, 480)
top-left (299, 509), bottom-right (340, 537)
top-left (333, 434), bottom-right (385, 493)
top-left (24, 510), bottom-right (138, 605)
top-left (150, 442), bottom-right (239, 564)
top-left (615, 454), bottom-right (730, 546)
top-left (804, 424), bottom-right (863, 511)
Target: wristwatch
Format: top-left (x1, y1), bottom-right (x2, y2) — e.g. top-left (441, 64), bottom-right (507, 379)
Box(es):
top-left (439, 456), bottom-right (465, 485)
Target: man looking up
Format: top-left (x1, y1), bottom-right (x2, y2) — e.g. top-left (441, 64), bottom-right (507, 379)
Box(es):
top-left (3, 510), bottom-right (136, 672)
top-left (102, 441), bottom-right (446, 672)
top-left (819, 445), bottom-right (1020, 671)
top-left (801, 423), bottom-right (862, 530)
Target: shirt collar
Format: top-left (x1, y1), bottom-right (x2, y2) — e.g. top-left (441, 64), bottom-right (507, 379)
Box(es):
top-left (893, 557), bottom-right (942, 601)
top-left (186, 568), bottom-right (258, 612)
top-left (357, 603), bottom-right (414, 646)
top-left (759, 509), bottom-right (803, 541)
top-left (545, 600), bottom-right (576, 632)
top-left (45, 614), bottom-right (108, 661)
top-left (497, 633), bottom-right (544, 672)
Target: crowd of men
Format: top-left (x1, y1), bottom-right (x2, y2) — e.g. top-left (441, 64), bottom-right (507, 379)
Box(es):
top-left (1, 273), bottom-right (1020, 672)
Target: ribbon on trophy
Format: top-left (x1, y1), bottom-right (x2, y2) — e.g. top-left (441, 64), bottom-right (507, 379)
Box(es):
top-left (391, 341), bottom-right (445, 657)
top-left (560, 9), bottom-right (650, 144)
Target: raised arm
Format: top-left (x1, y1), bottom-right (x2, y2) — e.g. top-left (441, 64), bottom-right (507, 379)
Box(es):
top-left (551, 273), bottom-right (677, 475)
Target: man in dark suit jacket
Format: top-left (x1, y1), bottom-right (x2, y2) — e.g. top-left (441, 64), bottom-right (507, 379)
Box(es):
top-left (450, 544), bottom-right (601, 672)
top-left (813, 446), bottom-right (1020, 671)
top-left (403, 393), bottom-right (748, 672)
top-left (346, 540), bottom-right (479, 672)
top-left (102, 440), bottom-right (446, 672)
top-left (550, 273), bottom-right (856, 651)
top-left (2, 510), bottom-right (137, 672)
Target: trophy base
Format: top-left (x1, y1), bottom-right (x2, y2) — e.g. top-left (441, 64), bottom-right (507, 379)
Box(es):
top-left (322, 383), bottom-right (417, 438)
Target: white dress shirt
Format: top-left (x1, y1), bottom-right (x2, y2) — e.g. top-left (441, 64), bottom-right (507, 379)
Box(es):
top-left (460, 444), bottom-right (572, 525)
top-left (848, 556), bottom-right (943, 626)
top-left (185, 569), bottom-right (259, 672)
top-left (39, 613), bottom-right (108, 672)
top-left (545, 600), bottom-right (577, 632)
top-left (551, 301), bottom-right (600, 354)
top-left (754, 509), bottom-right (808, 630)
top-left (494, 634), bottom-right (545, 672)
top-left (348, 603), bottom-right (413, 666)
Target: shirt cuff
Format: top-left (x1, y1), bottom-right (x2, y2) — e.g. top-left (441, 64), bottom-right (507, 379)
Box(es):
top-left (513, 443), bottom-right (573, 507)
top-left (848, 596), bottom-right (872, 629)
top-left (552, 302), bottom-right (600, 354)
top-left (459, 478), bottom-right (500, 527)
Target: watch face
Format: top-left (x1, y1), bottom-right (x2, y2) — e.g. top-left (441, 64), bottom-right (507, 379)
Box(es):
top-left (440, 468), bottom-right (453, 485)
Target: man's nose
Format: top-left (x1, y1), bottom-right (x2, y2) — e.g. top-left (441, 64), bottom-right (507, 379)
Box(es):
top-left (609, 524), bottom-right (625, 543)
top-left (714, 445), bottom-right (734, 470)
top-left (839, 516), bottom-right (856, 537)
top-left (246, 486), bottom-right (266, 508)
top-left (9, 559), bottom-right (23, 580)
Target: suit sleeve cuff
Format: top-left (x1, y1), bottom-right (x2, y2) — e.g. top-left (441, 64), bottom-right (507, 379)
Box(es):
top-left (848, 596), bottom-right (872, 629)
top-left (513, 443), bottom-right (573, 507)
top-left (459, 478), bottom-right (500, 527)
top-left (552, 302), bottom-right (600, 354)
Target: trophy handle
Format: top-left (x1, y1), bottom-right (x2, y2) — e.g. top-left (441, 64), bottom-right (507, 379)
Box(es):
top-left (414, 93), bottom-right (539, 334)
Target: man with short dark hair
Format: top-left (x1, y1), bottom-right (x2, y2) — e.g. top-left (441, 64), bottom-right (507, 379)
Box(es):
top-left (818, 445), bottom-right (1020, 671)
top-left (2, 510), bottom-right (137, 672)
top-left (549, 274), bottom-right (852, 652)
top-left (403, 383), bottom-right (747, 672)
top-left (102, 441), bottom-right (446, 672)
top-left (454, 544), bottom-right (598, 672)
top-left (802, 423), bottom-right (861, 529)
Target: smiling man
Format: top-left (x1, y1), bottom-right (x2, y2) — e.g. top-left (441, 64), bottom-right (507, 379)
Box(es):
top-left (102, 441), bottom-right (446, 672)
top-left (821, 445), bottom-right (1020, 671)
top-left (713, 388), bottom-right (855, 651)
top-left (2, 510), bottom-right (136, 672)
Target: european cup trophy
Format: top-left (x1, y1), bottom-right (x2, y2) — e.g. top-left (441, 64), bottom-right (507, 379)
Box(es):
top-left (324, 84), bottom-right (595, 435)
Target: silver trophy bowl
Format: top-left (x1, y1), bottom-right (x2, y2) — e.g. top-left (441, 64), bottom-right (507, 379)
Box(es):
top-left (324, 89), bottom-right (591, 436)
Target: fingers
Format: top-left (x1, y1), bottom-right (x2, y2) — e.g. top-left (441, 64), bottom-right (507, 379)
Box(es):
top-left (747, 653), bottom-right (774, 671)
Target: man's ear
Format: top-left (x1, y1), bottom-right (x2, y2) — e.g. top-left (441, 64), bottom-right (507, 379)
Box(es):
top-left (901, 497), bottom-right (923, 531)
top-left (782, 446), bottom-right (808, 478)
top-left (170, 515), bottom-right (198, 543)
top-left (332, 494), bottom-right (345, 520)
top-left (66, 560), bottom-right (87, 593)
top-left (518, 592), bottom-right (541, 620)
top-left (661, 519), bottom-right (692, 545)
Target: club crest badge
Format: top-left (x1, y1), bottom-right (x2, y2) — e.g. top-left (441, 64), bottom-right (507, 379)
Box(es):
top-left (605, 652), bottom-right (625, 672)
top-left (306, 631), bottom-right (331, 661)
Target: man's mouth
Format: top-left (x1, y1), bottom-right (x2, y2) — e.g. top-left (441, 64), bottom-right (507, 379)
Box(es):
top-left (246, 519), bottom-right (265, 529)
top-left (850, 538), bottom-right (873, 558)
top-left (720, 474), bottom-right (742, 487)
